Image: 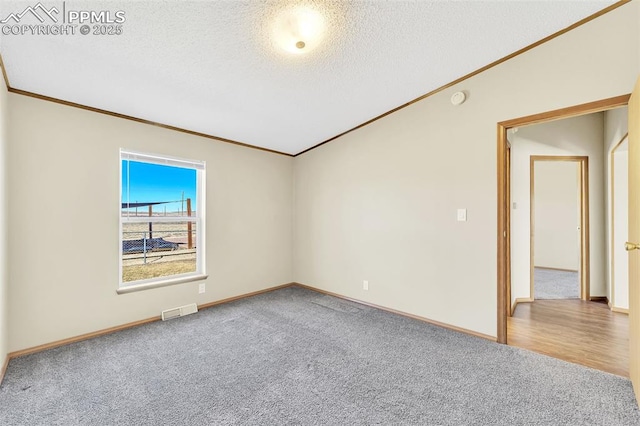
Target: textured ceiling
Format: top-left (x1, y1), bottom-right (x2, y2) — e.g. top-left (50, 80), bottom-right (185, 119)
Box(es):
top-left (0, 1), bottom-right (616, 155)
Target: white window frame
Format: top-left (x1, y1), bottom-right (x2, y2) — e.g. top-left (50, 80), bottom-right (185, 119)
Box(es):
top-left (118, 149), bottom-right (207, 294)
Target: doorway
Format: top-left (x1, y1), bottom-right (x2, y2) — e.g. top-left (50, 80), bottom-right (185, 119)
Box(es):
top-left (530, 157), bottom-right (588, 301)
top-left (497, 94), bottom-right (629, 344)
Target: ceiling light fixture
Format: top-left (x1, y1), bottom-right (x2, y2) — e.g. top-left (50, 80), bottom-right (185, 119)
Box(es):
top-left (272, 7), bottom-right (325, 55)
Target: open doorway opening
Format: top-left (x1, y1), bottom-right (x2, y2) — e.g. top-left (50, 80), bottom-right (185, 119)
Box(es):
top-left (508, 115), bottom-right (597, 315)
top-left (531, 158), bottom-right (585, 301)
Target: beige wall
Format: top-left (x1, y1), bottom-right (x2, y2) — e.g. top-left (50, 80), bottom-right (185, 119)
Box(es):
top-left (0, 76), bottom-right (8, 363)
top-left (511, 113), bottom-right (605, 303)
top-left (293, 2), bottom-right (638, 337)
top-left (7, 94), bottom-right (293, 352)
top-left (533, 161), bottom-right (579, 271)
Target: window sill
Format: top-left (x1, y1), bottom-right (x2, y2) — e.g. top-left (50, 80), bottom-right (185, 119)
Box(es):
top-left (117, 274), bottom-right (208, 294)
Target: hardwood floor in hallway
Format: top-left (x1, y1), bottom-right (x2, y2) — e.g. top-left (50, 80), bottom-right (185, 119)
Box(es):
top-left (508, 300), bottom-right (629, 377)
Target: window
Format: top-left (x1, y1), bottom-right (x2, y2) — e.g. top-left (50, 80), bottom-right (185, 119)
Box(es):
top-left (119, 150), bottom-right (205, 292)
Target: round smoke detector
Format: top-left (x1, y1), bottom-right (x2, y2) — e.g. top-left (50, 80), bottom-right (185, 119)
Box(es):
top-left (451, 91), bottom-right (466, 106)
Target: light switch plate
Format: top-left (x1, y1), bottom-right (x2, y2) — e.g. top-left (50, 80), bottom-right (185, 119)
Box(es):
top-left (457, 208), bottom-right (467, 222)
top-left (198, 283), bottom-right (206, 294)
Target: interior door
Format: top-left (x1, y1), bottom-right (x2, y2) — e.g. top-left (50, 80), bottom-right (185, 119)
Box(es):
top-left (629, 75), bottom-right (640, 399)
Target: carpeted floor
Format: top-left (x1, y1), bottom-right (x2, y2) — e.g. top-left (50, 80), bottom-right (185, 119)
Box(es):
top-left (534, 267), bottom-right (579, 299)
top-left (1, 286), bottom-right (638, 425)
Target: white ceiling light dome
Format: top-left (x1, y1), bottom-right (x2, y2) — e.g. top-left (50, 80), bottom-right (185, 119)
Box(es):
top-left (272, 6), bottom-right (326, 55)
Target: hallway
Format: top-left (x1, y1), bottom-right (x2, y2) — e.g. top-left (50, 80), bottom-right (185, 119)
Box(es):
top-left (508, 300), bottom-right (628, 377)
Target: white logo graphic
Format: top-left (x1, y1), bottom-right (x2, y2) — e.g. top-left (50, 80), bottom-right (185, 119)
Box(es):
top-left (0, 2), bottom-right (59, 24)
top-left (1, 2), bottom-right (125, 36)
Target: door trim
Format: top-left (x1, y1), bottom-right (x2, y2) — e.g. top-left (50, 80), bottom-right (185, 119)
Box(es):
top-left (496, 94), bottom-right (630, 344)
top-left (530, 156), bottom-right (589, 301)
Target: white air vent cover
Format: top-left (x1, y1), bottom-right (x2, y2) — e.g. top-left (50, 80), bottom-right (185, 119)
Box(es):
top-left (161, 303), bottom-right (198, 321)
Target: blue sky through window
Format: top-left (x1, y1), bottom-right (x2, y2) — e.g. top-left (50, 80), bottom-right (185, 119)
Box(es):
top-left (121, 160), bottom-right (197, 214)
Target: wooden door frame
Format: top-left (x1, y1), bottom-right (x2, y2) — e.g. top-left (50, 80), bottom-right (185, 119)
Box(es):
top-left (496, 94), bottom-right (630, 344)
top-left (530, 156), bottom-right (589, 301)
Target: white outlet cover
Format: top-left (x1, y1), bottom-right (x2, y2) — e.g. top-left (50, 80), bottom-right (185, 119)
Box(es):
top-left (198, 283), bottom-right (206, 294)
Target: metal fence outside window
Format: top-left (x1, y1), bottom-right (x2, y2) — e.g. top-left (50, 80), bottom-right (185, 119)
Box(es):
top-left (121, 223), bottom-right (197, 282)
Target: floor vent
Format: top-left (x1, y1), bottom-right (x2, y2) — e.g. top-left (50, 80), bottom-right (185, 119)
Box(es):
top-left (161, 303), bottom-right (198, 321)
